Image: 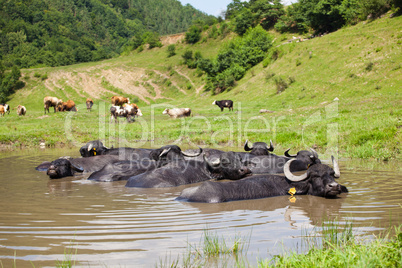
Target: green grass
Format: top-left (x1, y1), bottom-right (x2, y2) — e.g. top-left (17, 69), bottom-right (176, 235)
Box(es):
top-left (1, 14), bottom-right (401, 161)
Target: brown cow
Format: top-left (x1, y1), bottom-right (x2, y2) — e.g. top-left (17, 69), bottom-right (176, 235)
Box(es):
top-left (58, 100), bottom-right (77, 112)
top-left (111, 96), bottom-right (130, 106)
top-left (86, 98), bottom-right (94, 112)
top-left (44, 96), bottom-right (62, 114)
top-left (0, 105), bottom-right (4, 117)
top-left (16, 105), bottom-right (26, 116)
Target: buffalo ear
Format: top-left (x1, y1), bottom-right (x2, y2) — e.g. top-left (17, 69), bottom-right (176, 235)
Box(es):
top-left (36, 161), bottom-right (52, 171)
top-left (71, 163), bottom-right (84, 173)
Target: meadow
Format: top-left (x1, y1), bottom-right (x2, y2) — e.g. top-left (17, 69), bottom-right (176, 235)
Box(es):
top-left (1, 14), bottom-right (401, 161)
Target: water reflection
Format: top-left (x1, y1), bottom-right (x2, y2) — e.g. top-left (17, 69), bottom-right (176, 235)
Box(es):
top-left (0, 148), bottom-right (400, 268)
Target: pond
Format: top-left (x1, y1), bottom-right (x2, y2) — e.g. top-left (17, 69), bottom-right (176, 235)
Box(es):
top-left (0, 148), bottom-right (401, 267)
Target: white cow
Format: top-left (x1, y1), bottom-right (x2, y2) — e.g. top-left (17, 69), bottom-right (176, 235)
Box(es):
top-left (162, 108), bottom-right (191, 118)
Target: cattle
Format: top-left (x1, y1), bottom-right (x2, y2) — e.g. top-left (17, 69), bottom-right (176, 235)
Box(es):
top-left (0, 105), bottom-right (4, 117)
top-left (162, 108), bottom-right (191, 118)
top-left (243, 139), bottom-right (274, 155)
top-left (125, 151), bottom-right (251, 188)
top-left (242, 148), bottom-right (321, 175)
top-left (123, 103), bottom-right (143, 117)
top-left (88, 145), bottom-right (203, 182)
top-left (36, 155), bottom-right (121, 179)
top-left (79, 140), bottom-right (153, 160)
top-left (58, 100), bottom-right (77, 112)
top-left (44, 96), bottom-right (62, 114)
top-left (0, 103), bottom-right (10, 115)
top-left (176, 156), bottom-right (348, 203)
top-left (111, 95), bottom-right (130, 106)
top-left (110, 105), bottom-right (138, 123)
top-left (212, 100), bottom-right (233, 112)
top-left (16, 105), bottom-right (26, 116)
top-left (86, 98), bottom-right (94, 112)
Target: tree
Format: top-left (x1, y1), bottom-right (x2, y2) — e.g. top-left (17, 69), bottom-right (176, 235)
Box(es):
top-left (185, 25), bottom-right (202, 44)
top-left (167, 44), bottom-right (176, 57)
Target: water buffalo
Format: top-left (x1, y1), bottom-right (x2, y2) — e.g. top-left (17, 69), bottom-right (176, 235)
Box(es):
top-left (177, 156), bottom-right (347, 203)
top-left (162, 108), bottom-right (191, 118)
top-left (212, 100), bottom-right (233, 111)
top-left (125, 151), bottom-right (251, 188)
top-left (86, 98), bottom-right (93, 112)
top-left (88, 145), bottom-right (203, 182)
top-left (44, 96), bottom-right (62, 114)
top-left (243, 139), bottom-right (274, 155)
top-left (37, 155), bottom-right (121, 179)
top-left (79, 140), bottom-right (152, 160)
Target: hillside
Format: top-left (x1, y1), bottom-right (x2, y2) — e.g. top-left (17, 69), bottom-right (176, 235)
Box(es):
top-left (1, 14), bottom-right (401, 161)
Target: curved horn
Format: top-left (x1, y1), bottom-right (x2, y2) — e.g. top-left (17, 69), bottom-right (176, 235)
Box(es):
top-left (267, 140), bottom-right (274, 152)
top-left (284, 148), bottom-right (297, 158)
top-left (284, 159), bottom-right (308, 182)
top-left (87, 143), bottom-right (93, 151)
top-left (331, 156), bottom-right (340, 178)
top-left (244, 140), bottom-right (253, 151)
top-left (204, 154), bottom-right (220, 168)
top-left (159, 147), bottom-right (171, 158)
top-left (71, 163), bottom-right (84, 173)
top-left (310, 148), bottom-right (319, 159)
top-left (181, 147), bottom-right (203, 157)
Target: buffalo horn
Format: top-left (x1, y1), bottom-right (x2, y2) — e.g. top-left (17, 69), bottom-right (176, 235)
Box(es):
top-left (159, 147), bottom-right (171, 158)
top-left (244, 139), bottom-right (253, 151)
top-left (204, 154), bottom-right (220, 169)
top-left (331, 156), bottom-right (341, 178)
top-left (284, 159), bottom-right (308, 182)
top-left (71, 163), bottom-right (84, 173)
top-left (310, 148), bottom-right (319, 159)
top-left (87, 143), bottom-right (93, 151)
top-left (267, 140), bottom-right (274, 152)
top-left (181, 147), bottom-right (203, 157)
top-left (284, 148), bottom-right (297, 158)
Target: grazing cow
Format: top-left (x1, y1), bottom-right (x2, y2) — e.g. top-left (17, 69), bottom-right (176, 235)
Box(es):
top-left (0, 105), bottom-right (4, 117)
top-left (79, 140), bottom-right (153, 160)
top-left (110, 105), bottom-right (138, 123)
top-left (212, 100), bottom-right (233, 111)
top-left (162, 108), bottom-right (191, 118)
top-left (0, 103), bottom-right (10, 115)
top-left (123, 103), bottom-right (143, 117)
top-left (177, 156), bottom-right (347, 203)
top-left (44, 96), bottom-right (62, 114)
top-left (16, 105), bottom-right (26, 116)
top-left (36, 155), bottom-right (121, 179)
top-left (86, 98), bottom-right (93, 112)
top-left (88, 145), bottom-right (202, 182)
top-left (125, 151), bottom-right (251, 188)
top-left (58, 100), bottom-right (77, 112)
top-left (111, 95), bottom-right (130, 106)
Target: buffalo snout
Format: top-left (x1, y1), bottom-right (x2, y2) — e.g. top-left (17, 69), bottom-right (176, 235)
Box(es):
top-left (325, 181), bottom-right (342, 197)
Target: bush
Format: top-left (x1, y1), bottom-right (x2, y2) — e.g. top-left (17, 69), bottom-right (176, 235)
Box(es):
top-left (185, 25), bottom-right (202, 44)
top-left (167, 45), bottom-right (176, 57)
top-left (274, 76), bottom-right (288, 93)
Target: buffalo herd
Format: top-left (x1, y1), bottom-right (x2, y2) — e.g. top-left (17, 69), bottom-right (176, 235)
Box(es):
top-left (36, 139), bottom-right (348, 203)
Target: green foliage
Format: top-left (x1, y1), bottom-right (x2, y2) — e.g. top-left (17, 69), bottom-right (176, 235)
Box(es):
top-left (167, 44), bottom-right (176, 57)
top-left (234, 8), bottom-right (255, 36)
top-left (185, 25), bottom-right (202, 44)
top-left (0, 64), bottom-right (24, 103)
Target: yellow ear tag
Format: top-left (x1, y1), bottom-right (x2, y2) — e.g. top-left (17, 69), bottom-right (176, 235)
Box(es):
top-left (93, 148), bottom-right (96, 156)
top-left (288, 187), bottom-right (296, 195)
top-left (288, 187), bottom-right (296, 203)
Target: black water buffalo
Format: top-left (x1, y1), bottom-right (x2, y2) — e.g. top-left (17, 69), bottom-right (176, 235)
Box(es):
top-left (79, 140), bottom-right (152, 160)
top-left (243, 139), bottom-right (274, 155)
top-left (88, 145), bottom-right (203, 182)
top-left (212, 100), bottom-right (233, 111)
top-left (243, 148), bottom-right (321, 174)
top-left (125, 151), bottom-right (251, 188)
top-left (37, 155), bottom-right (121, 179)
top-left (177, 156), bottom-right (347, 203)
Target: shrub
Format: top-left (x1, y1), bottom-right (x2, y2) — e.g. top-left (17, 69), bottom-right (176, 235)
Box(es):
top-left (274, 76), bottom-right (288, 93)
top-left (185, 25), bottom-right (202, 44)
top-left (167, 45), bottom-right (176, 57)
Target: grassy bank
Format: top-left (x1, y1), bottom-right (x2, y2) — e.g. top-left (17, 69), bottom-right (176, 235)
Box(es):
top-left (1, 14), bottom-right (401, 160)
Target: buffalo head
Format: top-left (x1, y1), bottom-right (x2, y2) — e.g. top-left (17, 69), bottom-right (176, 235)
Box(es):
top-left (80, 140), bottom-right (108, 157)
top-left (205, 151), bottom-right (251, 180)
top-left (46, 158), bottom-right (84, 179)
top-left (284, 156), bottom-right (346, 197)
top-left (149, 145), bottom-right (202, 165)
top-left (244, 139), bottom-right (274, 155)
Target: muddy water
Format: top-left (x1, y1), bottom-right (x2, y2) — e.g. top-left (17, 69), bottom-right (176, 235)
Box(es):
top-left (0, 149), bottom-right (401, 267)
